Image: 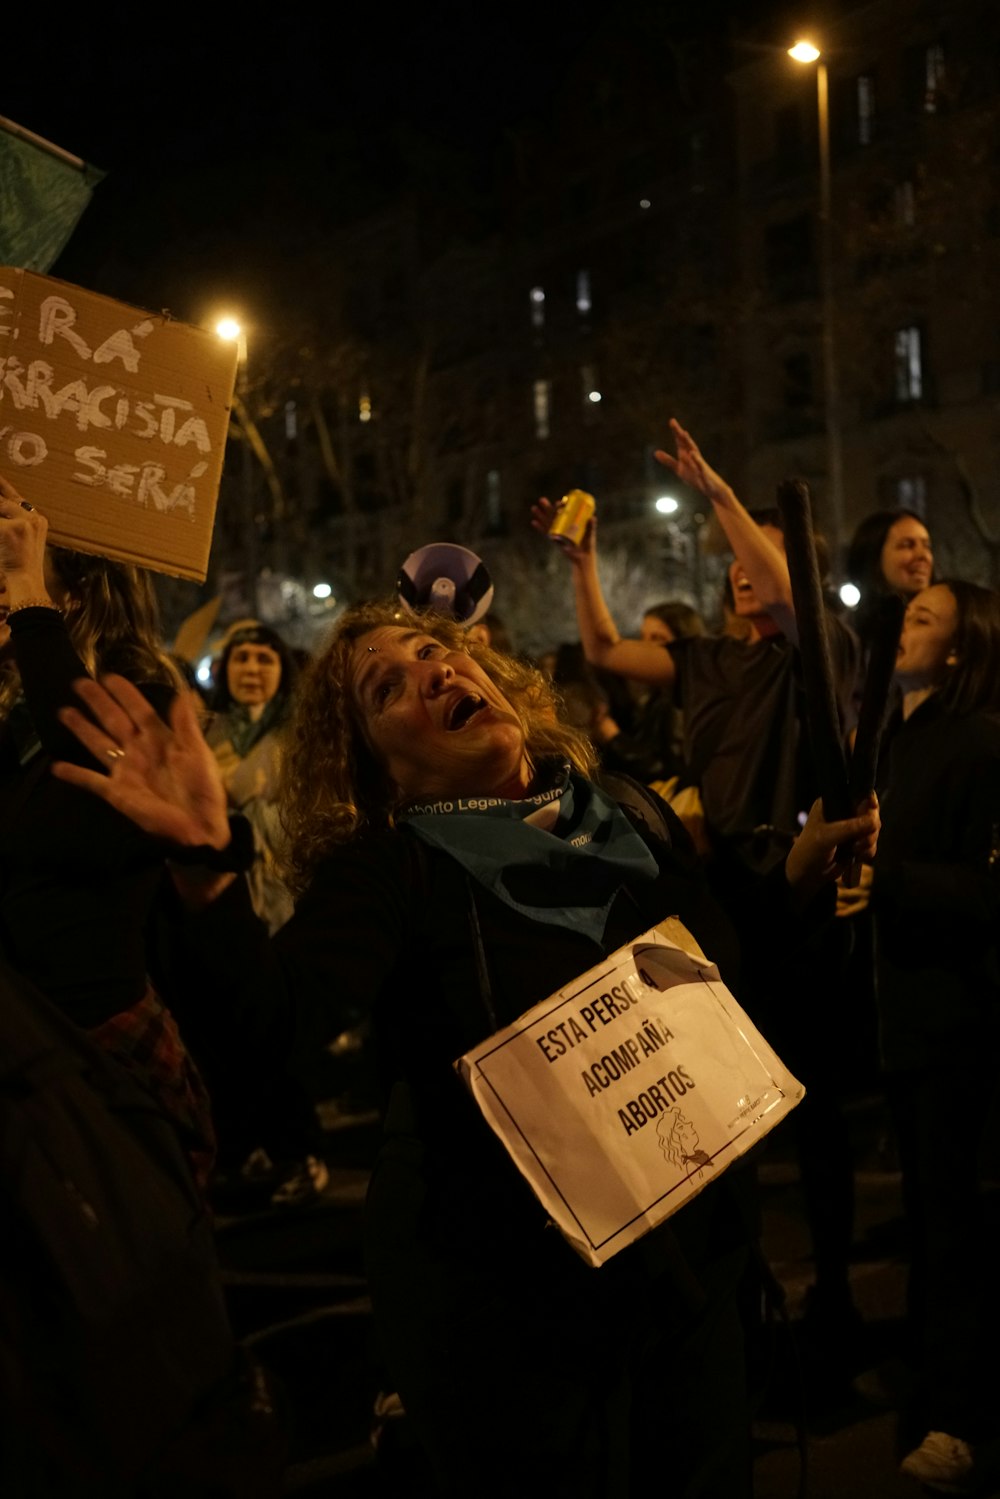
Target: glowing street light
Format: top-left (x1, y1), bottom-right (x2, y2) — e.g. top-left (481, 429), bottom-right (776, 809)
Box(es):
top-left (655, 495), bottom-right (679, 516)
top-left (312, 582), bottom-right (333, 600)
top-left (789, 36), bottom-right (845, 572)
top-left (214, 315), bottom-right (257, 614)
top-left (839, 582), bottom-right (861, 608)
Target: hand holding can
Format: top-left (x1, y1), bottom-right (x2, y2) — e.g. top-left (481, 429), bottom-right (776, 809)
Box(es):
top-left (547, 489), bottom-right (595, 549)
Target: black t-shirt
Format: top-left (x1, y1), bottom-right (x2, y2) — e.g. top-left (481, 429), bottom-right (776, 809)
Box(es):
top-left (668, 618), bottom-right (859, 871)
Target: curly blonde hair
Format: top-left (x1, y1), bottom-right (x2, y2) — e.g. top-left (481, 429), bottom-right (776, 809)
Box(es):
top-left (278, 598), bottom-right (599, 895)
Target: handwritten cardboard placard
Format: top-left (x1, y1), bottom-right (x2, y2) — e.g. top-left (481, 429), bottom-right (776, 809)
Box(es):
top-left (457, 921), bottom-right (803, 1267)
top-left (0, 268), bottom-right (238, 581)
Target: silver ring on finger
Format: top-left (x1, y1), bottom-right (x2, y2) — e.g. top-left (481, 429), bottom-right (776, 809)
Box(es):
top-left (19, 500), bottom-right (34, 512)
top-left (105, 746), bottom-right (126, 762)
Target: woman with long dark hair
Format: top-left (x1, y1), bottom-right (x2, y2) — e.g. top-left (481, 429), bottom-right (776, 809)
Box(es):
top-left (845, 508), bottom-right (933, 657)
top-left (868, 579), bottom-right (1000, 1493)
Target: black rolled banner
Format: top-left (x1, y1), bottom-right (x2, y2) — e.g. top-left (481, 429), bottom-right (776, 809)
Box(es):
top-left (775, 478), bottom-right (852, 823)
top-left (848, 593), bottom-right (905, 804)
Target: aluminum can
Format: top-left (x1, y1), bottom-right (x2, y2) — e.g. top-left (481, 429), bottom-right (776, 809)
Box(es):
top-left (548, 488), bottom-right (595, 548)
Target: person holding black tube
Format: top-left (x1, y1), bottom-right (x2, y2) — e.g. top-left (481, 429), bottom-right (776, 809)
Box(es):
top-left (534, 419), bottom-right (868, 1395)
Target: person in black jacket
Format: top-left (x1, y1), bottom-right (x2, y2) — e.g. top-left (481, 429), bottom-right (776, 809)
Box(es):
top-left (859, 579), bottom-right (1000, 1495)
top-left (53, 597), bottom-right (878, 1499)
top-left (535, 420), bottom-right (866, 1380)
top-left (0, 475), bottom-right (215, 1189)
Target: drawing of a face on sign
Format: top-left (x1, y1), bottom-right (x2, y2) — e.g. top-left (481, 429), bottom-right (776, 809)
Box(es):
top-left (657, 1109), bottom-right (712, 1175)
top-left (0, 269), bottom-right (238, 581)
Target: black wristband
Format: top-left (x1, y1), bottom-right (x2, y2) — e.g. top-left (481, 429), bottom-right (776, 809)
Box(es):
top-left (165, 814), bottom-right (255, 872)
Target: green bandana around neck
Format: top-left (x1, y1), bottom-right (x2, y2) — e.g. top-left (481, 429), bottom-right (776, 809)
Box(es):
top-left (219, 697), bottom-right (284, 758)
top-left (398, 764), bottom-right (659, 944)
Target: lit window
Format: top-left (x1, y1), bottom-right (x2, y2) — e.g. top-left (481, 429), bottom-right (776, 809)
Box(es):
top-left (925, 43), bottom-right (945, 113)
top-left (530, 286), bottom-right (545, 330)
top-left (857, 75), bottom-right (875, 145)
top-left (896, 475), bottom-right (927, 515)
top-left (894, 327), bottom-right (923, 402)
top-left (486, 469), bottom-right (502, 530)
top-left (576, 269), bottom-right (592, 315)
top-left (359, 391), bottom-right (372, 423)
top-left (895, 180), bottom-right (916, 227)
top-left (533, 379), bottom-right (550, 440)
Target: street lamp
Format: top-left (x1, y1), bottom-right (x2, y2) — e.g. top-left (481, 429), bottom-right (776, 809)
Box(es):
top-left (215, 316), bottom-right (258, 616)
top-left (789, 38), bottom-right (845, 573)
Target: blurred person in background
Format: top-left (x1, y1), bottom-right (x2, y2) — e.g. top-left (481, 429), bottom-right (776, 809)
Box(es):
top-left (207, 623), bottom-right (299, 934)
top-left (845, 510), bottom-right (933, 663)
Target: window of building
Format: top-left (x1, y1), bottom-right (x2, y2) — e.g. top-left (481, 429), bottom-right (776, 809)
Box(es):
top-left (896, 475), bottom-right (927, 515)
top-left (856, 75), bottom-right (876, 145)
top-left (576, 269), bottom-right (592, 315)
top-left (622, 151), bottom-right (655, 193)
top-left (783, 352), bottom-right (814, 409)
top-left (562, 180), bottom-right (592, 220)
top-left (894, 326), bottom-right (924, 402)
top-left (924, 42), bottom-right (946, 113)
top-left (895, 180), bottom-right (916, 228)
top-left (533, 379), bottom-right (551, 440)
top-left (530, 286), bottom-right (545, 331)
top-left (689, 129), bottom-right (708, 192)
top-left (446, 479), bottom-right (464, 524)
top-left (486, 469), bottom-right (502, 531)
top-left (764, 214), bottom-right (816, 298)
top-left (774, 101), bottom-right (805, 168)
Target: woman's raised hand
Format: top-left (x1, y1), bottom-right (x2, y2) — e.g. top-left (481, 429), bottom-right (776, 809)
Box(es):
top-left (529, 496), bottom-right (595, 563)
top-left (654, 418), bottom-right (732, 507)
top-left (53, 675), bottom-right (232, 852)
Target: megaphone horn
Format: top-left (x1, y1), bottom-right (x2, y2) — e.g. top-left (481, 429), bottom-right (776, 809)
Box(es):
top-left (397, 543), bottom-right (494, 625)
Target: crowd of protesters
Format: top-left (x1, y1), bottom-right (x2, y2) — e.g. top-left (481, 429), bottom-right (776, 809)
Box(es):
top-left (0, 407), bottom-right (997, 1499)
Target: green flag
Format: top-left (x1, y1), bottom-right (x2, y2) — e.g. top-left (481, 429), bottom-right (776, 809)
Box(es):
top-left (0, 115), bottom-right (105, 272)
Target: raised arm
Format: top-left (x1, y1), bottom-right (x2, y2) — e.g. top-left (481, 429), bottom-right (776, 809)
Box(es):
top-left (655, 419), bottom-right (797, 641)
top-left (530, 498), bottom-right (676, 688)
top-left (53, 674), bottom-right (237, 908)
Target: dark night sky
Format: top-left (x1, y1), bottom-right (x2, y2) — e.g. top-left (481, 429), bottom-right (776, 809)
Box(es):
top-left (6, 2), bottom-right (794, 322)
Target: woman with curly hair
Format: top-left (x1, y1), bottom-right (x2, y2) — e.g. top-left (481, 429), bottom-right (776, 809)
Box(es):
top-left (55, 596), bottom-right (878, 1499)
